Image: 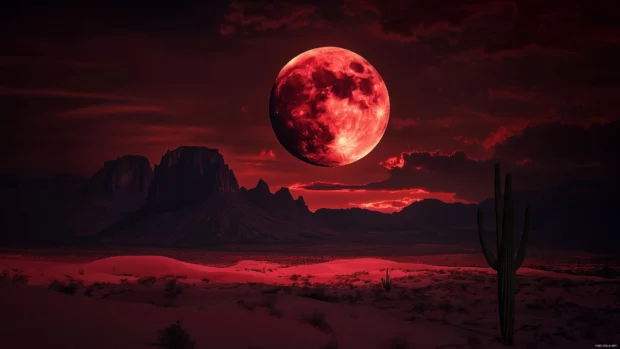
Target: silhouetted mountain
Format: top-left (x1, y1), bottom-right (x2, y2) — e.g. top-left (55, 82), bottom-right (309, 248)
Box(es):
top-left (84, 155), bottom-right (152, 198)
top-left (398, 199), bottom-right (476, 229)
top-left (314, 179), bottom-right (619, 251)
top-left (0, 156), bottom-right (154, 245)
top-left (95, 147), bottom-right (334, 245)
top-left (314, 207), bottom-right (395, 233)
top-left (147, 146), bottom-right (238, 209)
top-left (246, 180), bottom-right (311, 217)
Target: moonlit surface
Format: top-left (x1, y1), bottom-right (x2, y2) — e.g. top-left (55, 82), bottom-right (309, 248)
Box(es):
top-left (269, 47), bottom-right (390, 167)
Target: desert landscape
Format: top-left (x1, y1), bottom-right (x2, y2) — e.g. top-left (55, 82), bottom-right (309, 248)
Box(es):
top-left (1, 246), bottom-right (618, 349)
top-left (3, 1), bottom-right (620, 348)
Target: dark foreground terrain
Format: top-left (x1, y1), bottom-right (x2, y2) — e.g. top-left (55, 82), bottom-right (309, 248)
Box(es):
top-left (0, 245), bottom-right (618, 349)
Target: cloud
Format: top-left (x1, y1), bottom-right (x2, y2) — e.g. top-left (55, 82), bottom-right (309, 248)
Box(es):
top-left (389, 117), bottom-right (420, 130)
top-left (494, 121), bottom-right (620, 171)
top-left (219, 24), bottom-right (235, 36)
top-left (0, 86), bottom-right (143, 101)
top-left (445, 44), bottom-right (575, 62)
top-left (369, 21), bottom-right (462, 43)
top-left (220, 1), bottom-right (321, 34)
top-left (487, 88), bottom-right (537, 102)
top-left (259, 149), bottom-right (276, 158)
top-left (295, 121), bottom-right (620, 202)
top-left (353, 197), bottom-right (420, 210)
top-left (341, 0), bottom-right (467, 43)
top-left (56, 104), bottom-right (165, 119)
top-left (481, 120), bottom-right (533, 149)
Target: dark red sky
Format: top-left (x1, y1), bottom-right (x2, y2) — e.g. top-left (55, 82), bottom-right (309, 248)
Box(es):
top-left (2, 1), bottom-right (619, 212)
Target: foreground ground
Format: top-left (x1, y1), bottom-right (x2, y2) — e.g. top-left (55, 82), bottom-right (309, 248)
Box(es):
top-left (0, 248), bottom-right (618, 349)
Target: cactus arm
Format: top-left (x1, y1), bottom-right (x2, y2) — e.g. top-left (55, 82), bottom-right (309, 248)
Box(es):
top-left (478, 208), bottom-right (499, 271)
top-left (500, 174), bottom-right (512, 253)
top-left (514, 206), bottom-right (530, 270)
top-left (494, 164), bottom-right (503, 253)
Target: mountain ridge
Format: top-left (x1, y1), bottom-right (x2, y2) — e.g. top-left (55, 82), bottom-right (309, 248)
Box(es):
top-left (1, 146), bottom-right (617, 251)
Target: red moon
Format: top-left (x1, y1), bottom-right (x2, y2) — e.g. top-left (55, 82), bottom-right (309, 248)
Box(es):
top-left (269, 47), bottom-right (390, 167)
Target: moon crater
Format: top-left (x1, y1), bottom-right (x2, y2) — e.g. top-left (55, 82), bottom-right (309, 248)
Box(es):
top-left (269, 46), bottom-right (390, 167)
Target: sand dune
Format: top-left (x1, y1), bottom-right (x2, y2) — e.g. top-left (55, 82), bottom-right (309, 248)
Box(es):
top-left (1, 254), bottom-right (618, 349)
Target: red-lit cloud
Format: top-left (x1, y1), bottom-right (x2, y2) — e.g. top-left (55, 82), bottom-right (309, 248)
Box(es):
top-left (0, 86), bottom-right (144, 101)
top-left (220, 1), bottom-right (321, 34)
top-left (487, 88), bottom-right (537, 102)
top-left (259, 149), bottom-right (276, 158)
top-left (57, 104), bottom-right (165, 119)
top-left (445, 44), bottom-right (575, 62)
top-left (389, 117), bottom-right (420, 130)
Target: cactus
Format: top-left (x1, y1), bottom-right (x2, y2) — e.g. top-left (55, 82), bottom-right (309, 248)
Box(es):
top-left (477, 164), bottom-right (530, 346)
top-left (381, 268), bottom-right (392, 292)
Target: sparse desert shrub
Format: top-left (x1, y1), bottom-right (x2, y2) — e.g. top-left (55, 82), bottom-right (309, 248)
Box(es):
top-left (381, 269), bottom-right (392, 292)
top-left (260, 286), bottom-right (282, 294)
top-left (12, 272), bottom-right (30, 284)
top-left (78, 269), bottom-right (85, 275)
top-left (407, 303), bottom-right (435, 314)
top-left (438, 302), bottom-right (455, 312)
top-left (290, 274), bottom-right (302, 281)
top-left (165, 278), bottom-right (184, 299)
top-left (342, 290), bottom-right (363, 303)
top-left (390, 337), bottom-right (409, 349)
top-left (157, 321), bottom-right (195, 349)
top-left (301, 311), bottom-right (332, 332)
top-left (0, 269), bottom-right (29, 283)
top-left (467, 334), bottom-right (482, 346)
top-left (299, 288), bottom-right (339, 302)
top-left (138, 276), bottom-right (157, 285)
top-left (526, 302), bottom-right (545, 310)
top-left (49, 279), bottom-right (80, 295)
top-left (84, 282), bottom-right (105, 297)
top-left (200, 278), bottom-right (210, 284)
top-left (456, 306), bottom-right (468, 314)
top-left (238, 299), bottom-right (254, 311)
top-left (321, 336), bottom-right (339, 349)
top-left (268, 305), bottom-right (283, 318)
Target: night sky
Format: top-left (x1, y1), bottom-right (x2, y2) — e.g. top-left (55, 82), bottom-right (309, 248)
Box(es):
top-left (2, 1), bottom-right (619, 212)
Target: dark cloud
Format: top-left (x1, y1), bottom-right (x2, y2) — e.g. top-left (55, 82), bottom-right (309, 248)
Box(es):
top-left (494, 121), bottom-right (620, 171)
top-left (341, 0), bottom-right (472, 43)
top-left (220, 1), bottom-right (323, 34)
top-left (298, 121), bottom-right (620, 202)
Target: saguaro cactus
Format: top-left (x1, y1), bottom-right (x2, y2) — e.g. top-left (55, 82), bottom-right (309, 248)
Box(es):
top-left (381, 268), bottom-right (392, 292)
top-left (477, 164), bottom-right (530, 346)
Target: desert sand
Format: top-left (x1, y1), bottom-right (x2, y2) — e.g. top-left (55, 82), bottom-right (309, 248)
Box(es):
top-left (0, 253), bottom-right (618, 349)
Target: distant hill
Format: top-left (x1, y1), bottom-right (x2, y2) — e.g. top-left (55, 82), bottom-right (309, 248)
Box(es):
top-left (0, 155), bottom-right (153, 244)
top-left (1, 146), bottom-right (617, 252)
top-left (314, 179), bottom-right (619, 252)
top-left (0, 146), bottom-right (334, 246)
top-left (95, 146), bottom-right (333, 245)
